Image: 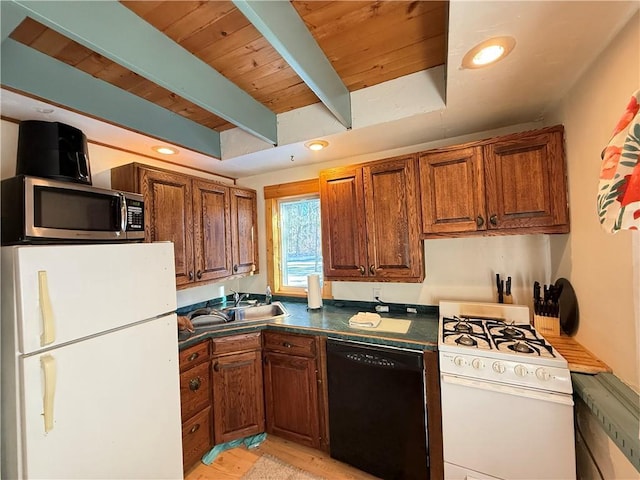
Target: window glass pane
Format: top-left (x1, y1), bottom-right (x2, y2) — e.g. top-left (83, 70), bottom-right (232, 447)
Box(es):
top-left (279, 197), bottom-right (322, 287)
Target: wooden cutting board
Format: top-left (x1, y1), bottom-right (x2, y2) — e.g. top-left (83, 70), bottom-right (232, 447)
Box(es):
top-left (545, 335), bottom-right (611, 374)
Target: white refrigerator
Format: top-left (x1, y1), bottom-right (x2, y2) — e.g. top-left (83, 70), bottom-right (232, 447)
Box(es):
top-left (1, 242), bottom-right (183, 479)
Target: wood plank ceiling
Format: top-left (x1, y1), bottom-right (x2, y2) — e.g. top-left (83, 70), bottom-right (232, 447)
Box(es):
top-left (5, 1), bottom-right (447, 156)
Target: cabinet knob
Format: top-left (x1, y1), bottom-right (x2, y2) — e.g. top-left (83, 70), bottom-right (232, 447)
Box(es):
top-left (282, 342), bottom-right (292, 348)
top-left (188, 377), bottom-right (201, 391)
top-left (187, 352), bottom-right (199, 362)
top-left (233, 264), bottom-right (239, 273)
top-left (196, 270), bottom-right (202, 279)
top-left (189, 423), bottom-right (200, 434)
top-left (188, 271), bottom-right (194, 280)
top-left (213, 361), bottom-right (220, 372)
top-left (490, 215), bottom-right (498, 226)
top-left (369, 264), bottom-right (376, 275)
top-left (359, 265), bottom-right (365, 275)
top-left (476, 215), bottom-right (485, 227)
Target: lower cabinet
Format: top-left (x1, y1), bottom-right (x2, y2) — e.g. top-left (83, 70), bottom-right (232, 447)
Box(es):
top-left (211, 333), bottom-right (265, 444)
top-left (262, 331), bottom-right (326, 449)
top-left (179, 340), bottom-right (213, 472)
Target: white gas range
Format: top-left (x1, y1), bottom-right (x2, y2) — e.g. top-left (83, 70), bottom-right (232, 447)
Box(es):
top-left (438, 301), bottom-right (576, 480)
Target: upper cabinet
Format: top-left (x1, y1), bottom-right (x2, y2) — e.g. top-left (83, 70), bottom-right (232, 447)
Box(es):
top-left (419, 126), bottom-right (569, 237)
top-left (320, 155), bottom-right (424, 282)
top-left (111, 163), bottom-right (257, 288)
top-left (230, 188), bottom-right (258, 276)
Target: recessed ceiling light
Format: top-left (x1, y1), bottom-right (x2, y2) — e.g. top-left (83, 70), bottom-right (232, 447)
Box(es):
top-left (152, 146), bottom-right (178, 155)
top-left (35, 107), bottom-right (54, 114)
top-left (461, 36), bottom-right (516, 69)
top-left (305, 140), bottom-right (329, 151)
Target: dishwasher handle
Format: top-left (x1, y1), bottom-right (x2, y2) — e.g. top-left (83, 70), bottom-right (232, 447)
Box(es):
top-left (327, 338), bottom-right (423, 371)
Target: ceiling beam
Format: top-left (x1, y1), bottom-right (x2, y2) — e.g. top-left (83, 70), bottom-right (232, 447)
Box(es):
top-left (233, 0), bottom-right (352, 130)
top-left (9, 0), bottom-right (277, 145)
top-left (1, 39), bottom-right (222, 159)
top-left (1, 2), bottom-right (27, 43)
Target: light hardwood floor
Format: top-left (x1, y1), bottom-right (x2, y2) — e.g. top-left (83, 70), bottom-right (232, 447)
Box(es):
top-left (185, 436), bottom-right (380, 480)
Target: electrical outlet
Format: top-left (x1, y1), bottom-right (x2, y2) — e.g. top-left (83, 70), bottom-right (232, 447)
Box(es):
top-left (373, 287), bottom-right (381, 301)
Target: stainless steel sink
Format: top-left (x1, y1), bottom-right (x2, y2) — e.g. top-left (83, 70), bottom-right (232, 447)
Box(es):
top-left (224, 301), bottom-right (288, 322)
top-left (187, 301), bottom-right (288, 331)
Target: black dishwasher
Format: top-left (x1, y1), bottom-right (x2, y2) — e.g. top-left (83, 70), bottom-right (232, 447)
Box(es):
top-left (326, 338), bottom-right (428, 480)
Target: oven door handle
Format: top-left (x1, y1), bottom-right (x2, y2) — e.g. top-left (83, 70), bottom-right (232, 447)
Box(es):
top-left (441, 373), bottom-right (574, 406)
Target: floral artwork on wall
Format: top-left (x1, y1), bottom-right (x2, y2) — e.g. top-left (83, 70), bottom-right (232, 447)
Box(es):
top-left (597, 89), bottom-right (640, 232)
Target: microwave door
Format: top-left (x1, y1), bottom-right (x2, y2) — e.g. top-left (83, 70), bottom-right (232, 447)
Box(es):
top-left (27, 183), bottom-right (125, 241)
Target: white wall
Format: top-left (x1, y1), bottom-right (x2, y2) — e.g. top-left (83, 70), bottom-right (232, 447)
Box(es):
top-left (546, 11), bottom-right (639, 478)
top-left (546, 11), bottom-right (639, 391)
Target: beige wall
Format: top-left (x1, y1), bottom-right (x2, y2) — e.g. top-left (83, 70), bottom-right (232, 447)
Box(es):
top-left (547, 11), bottom-right (639, 479)
top-left (547, 11), bottom-right (639, 391)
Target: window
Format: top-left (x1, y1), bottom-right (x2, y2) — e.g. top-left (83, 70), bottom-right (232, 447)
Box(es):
top-left (264, 180), bottom-right (331, 297)
top-left (279, 196), bottom-right (322, 287)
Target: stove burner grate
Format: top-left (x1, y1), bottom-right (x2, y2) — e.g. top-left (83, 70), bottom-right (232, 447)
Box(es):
top-left (456, 335), bottom-right (477, 347)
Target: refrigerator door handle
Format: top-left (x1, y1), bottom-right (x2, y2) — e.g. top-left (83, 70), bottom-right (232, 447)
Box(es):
top-left (38, 270), bottom-right (56, 347)
top-left (38, 271), bottom-right (56, 346)
top-left (41, 354), bottom-right (56, 432)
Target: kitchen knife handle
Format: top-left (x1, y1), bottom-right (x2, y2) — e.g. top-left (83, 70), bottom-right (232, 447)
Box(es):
top-left (38, 271), bottom-right (56, 347)
top-left (41, 354), bottom-right (56, 433)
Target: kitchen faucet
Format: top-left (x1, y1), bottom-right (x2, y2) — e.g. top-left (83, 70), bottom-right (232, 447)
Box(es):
top-left (231, 290), bottom-right (249, 307)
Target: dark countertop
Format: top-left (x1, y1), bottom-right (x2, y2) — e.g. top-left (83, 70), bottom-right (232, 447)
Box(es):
top-left (177, 298), bottom-right (440, 352)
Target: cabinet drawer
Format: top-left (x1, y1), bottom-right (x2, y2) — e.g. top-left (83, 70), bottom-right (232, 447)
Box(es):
top-left (263, 331), bottom-right (316, 357)
top-left (179, 340), bottom-right (210, 372)
top-left (182, 406), bottom-right (212, 472)
top-left (212, 332), bottom-right (261, 356)
top-left (180, 362), bottom-right (211, 422)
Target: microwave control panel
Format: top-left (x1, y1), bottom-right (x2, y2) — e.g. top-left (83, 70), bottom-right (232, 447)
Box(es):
top-left (126, 200), bottom-right (144, 231)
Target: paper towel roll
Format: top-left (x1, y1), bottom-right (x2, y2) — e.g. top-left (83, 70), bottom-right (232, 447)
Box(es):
top-left (307, 274), bottom-right (323, 309)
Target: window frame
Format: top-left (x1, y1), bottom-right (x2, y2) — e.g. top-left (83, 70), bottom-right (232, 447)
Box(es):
top-left (264, 179), bottom-right (331, 298)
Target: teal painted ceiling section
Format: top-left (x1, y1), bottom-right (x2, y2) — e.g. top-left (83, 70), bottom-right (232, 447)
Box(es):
top-left (7, 0), bottom-right (278, 145)
top-left (1, 39), bottom-right (222, 159)
top-left (1, 2), bottom-right (26, 43)
top-left (233, 0), bottom-right (352, 129)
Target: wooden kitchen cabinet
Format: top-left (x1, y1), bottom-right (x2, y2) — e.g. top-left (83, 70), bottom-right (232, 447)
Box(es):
top-left (179, 340), bottom-right (213, 472)
top-left (211, 333), bottom-right (265, 444)
top-left (262, 331), bottom-right (325, 449)
top-left (111, 163), bottom-right (257, 287)
top-left (319, 155), bottom-right (424, 282)
top-left (230, 187), bottom-right (258, 276)
top-left (419, 125), bottom-right (569, 237)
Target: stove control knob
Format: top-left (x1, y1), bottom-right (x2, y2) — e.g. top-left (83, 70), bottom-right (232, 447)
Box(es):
top-left (514, 364), bottom-right (528, 377)
top-left (453, 356), bottom-right (466, 367)
top-left (535, 367), bottom-right (551, 381)
top-left (492, 361), bottom-right (506, 374)
top-left (471, 358), bottom-right (484, 370)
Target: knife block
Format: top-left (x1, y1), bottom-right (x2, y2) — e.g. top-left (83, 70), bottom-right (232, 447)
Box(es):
top-left (534, 314), bottom-right (560, 336)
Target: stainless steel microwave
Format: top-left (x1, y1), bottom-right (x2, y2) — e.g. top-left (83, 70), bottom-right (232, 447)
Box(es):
top-left (1, 175), bottom-right (145, 245)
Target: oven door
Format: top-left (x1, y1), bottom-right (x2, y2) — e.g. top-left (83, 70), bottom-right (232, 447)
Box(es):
top-left (441, 373), bottom-right (576, 480)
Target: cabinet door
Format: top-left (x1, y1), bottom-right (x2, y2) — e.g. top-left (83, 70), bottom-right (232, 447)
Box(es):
top-left (319, 166), bottom-right (368, 279)
top-left (230, 188), bottom-right (258, 275)
top-left (193, 180), bottom-right (233, 281)
top-left (263, 351), bottom-right (320, 448)
top-left (363, 156), bottom-right (424, 280)
top-left (211, 350), bottom-right (264, 444)
top-left (419, 147), bottom-right (486, 234)
top-left (484, 129), bottom-right (568, 230)
top-left (140, 169), bottom-right (194, 286)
